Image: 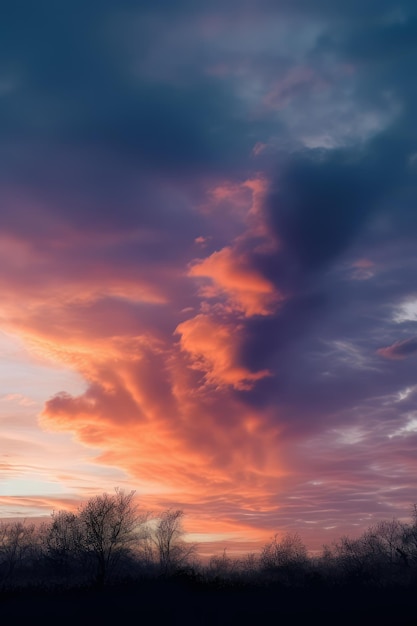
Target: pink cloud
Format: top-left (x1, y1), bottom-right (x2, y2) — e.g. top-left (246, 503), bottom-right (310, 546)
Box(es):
top-left (377, 337), bottom-right (417, 360)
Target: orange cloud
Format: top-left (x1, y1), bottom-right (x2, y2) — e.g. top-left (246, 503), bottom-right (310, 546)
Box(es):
top-left (189, 247), bottom-right (280, 317)
top-left (189, 175), bottom-right (282, 317)
top-left (175, 313), bottom-right (271, 390)
top-left (32, 314), bottom-right (281, 500)
top-left (0, 197), bottom-right (288, 551)
top-left (202, 175), bottom-right (271, 226)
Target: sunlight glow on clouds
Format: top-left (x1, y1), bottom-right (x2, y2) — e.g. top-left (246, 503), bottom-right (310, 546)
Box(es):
top-left (176, 314), bottom-right (271, 390)
top-left (189, 247), bottom-right (278, 317)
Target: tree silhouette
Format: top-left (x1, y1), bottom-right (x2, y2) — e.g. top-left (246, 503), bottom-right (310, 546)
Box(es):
top-left (152, 509), bottom-right (196, 575)
top-left (77, 488), bottom-right (148, 586)
top-left (0, 521), bottom-right (36, 588)
top-left (40, 510), bottom-right (83, 581)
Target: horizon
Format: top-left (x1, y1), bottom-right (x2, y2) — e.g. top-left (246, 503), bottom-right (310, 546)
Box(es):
top-left (1, 492), bottom-right (416, 562)
top-left (1, 0), bottom-right (417, 558)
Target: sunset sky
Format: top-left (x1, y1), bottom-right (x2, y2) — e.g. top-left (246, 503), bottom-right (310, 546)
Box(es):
top-left (1, 0), bottom-right (417, 556)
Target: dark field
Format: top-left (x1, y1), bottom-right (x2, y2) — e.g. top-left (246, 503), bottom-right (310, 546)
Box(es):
top-left (2, 499), bottom-right (417, 624)
top-left (1, 579), bottom-right (417, 626)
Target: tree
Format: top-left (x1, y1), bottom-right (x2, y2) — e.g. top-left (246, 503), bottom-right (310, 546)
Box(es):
top-left (40, 510), bottom-right (84, 581)
top-left (261, 532), bottom-right (307, 570)
top-left (152, 509), bottom-right (196, 575)
top-left (0, 521), bottom-right (37, 588)
top-left (399, 505), bottom-right (417, 569)
top-left (77, 488), bottom-right (149, 586)
top-left (260, 532), bottom-right (308, 584)
top-left (238, 552), bottom-right (259, 579)
top-left (368, 520), bottom-right (409, 571)
top-left (208, 548), bottom-right (237, 581)
top-left (332, 533), bottom-right (385, 585)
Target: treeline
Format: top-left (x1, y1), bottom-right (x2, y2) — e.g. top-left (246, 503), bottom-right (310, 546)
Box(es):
top-left (1, 489), bottom-right (417, 592)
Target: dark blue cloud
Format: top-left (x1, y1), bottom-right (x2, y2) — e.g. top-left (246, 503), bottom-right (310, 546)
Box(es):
top-left (267, 148), bottom-right (388, 271)
top-left (231, 1), bottom-right (417, 433)
top-left (0, 0), bottom-right (270, 244)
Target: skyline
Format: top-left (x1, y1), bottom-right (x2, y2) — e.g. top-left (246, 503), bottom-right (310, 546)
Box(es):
top-left (1, 0), bottom-right (417, 556)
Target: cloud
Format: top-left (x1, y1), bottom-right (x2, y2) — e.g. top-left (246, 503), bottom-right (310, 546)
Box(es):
top-left (189, 247), bottom-right (279, 317)
top-left (175, 314), bottom-right (271, 390)
top-left (349, 258), bottom-right (376, 281)
top-left (377, 337), bottom-right (417, 360)
top-left (267, 141), bottom-right (402, 273)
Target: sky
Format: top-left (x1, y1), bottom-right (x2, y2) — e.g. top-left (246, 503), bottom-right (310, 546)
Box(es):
top-left (1, 0), bottom-right (417, 556)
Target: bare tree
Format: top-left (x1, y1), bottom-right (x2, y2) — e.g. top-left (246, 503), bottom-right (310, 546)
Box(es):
top-left (0, 521), bottom-right (37, 588)
top-left (77, 488), bottom-right (149, 586)
top-left (332, 533), bottom-right (386, 585)
top-left (208, 548), bottom-right (238, 581)
top-left (238, 552), bottom-right (259, 581)
top-left (261, 532), bottom-right (307, 570)
top-left (152, 509), bottom-right (196, 575)
top-left (40, 511), bottom-right (84, 581)
top-left (260, 532), bottom-right (308, 585)
top-left (367, 520), bottom-right (408, 569)
top-left (399, 505), bottom-right (417, 568)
